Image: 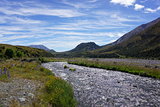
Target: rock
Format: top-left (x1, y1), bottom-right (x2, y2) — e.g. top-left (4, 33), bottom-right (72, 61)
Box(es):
top-left (28, 93), bottom-right (34, 98)
top-left (19, 97), bottom-right (26, 102)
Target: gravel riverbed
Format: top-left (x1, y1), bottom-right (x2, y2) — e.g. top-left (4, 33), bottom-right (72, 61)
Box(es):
top-left (42, 62), bottom-right (160, 107)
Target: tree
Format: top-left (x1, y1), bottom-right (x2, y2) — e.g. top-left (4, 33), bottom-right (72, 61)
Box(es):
top-left (5, 49), bottom-right (15, 58)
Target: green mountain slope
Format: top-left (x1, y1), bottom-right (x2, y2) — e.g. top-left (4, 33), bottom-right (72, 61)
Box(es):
top-left (69, 42), bottom-right (100, 52)
top-left (91, 17), bottom-right (160, 59)
top-left (55, 42), bottom-right (100, 57)
top-left (0, 44), bottom-right (54, 59)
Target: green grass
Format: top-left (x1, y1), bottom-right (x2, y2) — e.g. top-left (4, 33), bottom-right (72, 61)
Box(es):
top-left (39, 57), bottom-right (68, 63)
top-left (0, 59), bottom-right (77, 107)
top-left (68, 58), bottom-right (160, 79)
top-left (69, 68), bottom-right (76, 72)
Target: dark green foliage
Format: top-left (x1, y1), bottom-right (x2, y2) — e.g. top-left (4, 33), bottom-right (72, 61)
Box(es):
top-left (64, 65), bottom-right (69, 69)
top-left (5, 49), bottom-right (15, 58)
top-left (16, 51), bottom-right (24, 58)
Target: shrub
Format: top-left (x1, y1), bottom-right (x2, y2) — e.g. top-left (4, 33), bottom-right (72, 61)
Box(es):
top-left (16, 51), bottom-right (24, 58)
top-left (64, 65), bottom-right (69, 69)
top-left (5, 49), bottom-right (15, 58)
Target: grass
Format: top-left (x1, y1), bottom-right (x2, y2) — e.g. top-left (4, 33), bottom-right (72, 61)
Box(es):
top-left (69, 68), bottom-right (76, 72)
top-left (0, 59), bottom-right (77, 107)
top-left (68, 58), bottom-right (160, 79)
top-left (39, 57), bottom-right (68, 63)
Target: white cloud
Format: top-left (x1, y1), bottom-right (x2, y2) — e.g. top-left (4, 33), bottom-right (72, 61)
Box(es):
top-left (145, 6), bottom-right (160, 13)
top-left (88, 0), bottom-right (98, 3)
top-left (110, 0), bottom-right (136, 6)
top-left (0, 15), bottom-right (43, 24)
top-left (134, 4), bottom-right (144, 10)
top-left (61, 0), bottom-right (98, 9)
top-left (0, 7), bottom-right (85, 18)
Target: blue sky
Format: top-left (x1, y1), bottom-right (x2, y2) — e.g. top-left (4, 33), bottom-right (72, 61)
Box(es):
top-left (0, 0), bottom-right (159, 52)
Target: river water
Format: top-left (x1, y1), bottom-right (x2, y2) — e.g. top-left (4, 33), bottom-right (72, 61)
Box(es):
top-left (42, 62), bottom-right (160, 107)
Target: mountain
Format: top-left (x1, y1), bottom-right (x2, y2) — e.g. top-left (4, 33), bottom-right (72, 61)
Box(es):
top-left (90, 17), bottom-right (160, 59)
top-left (55, 42), bottom-right (100, 57)
top-left (69, 42), bottom-right (100, 52)
top-left (29, 45), bottom-right (51, 51)
top-left (0, 44), bottom-right (54, 59)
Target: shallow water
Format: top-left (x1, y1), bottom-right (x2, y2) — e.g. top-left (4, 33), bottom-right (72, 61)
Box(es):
top-left (42, 62), bottom-right (160, 107)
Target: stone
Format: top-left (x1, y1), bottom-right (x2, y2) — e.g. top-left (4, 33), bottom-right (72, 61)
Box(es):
top-left (28, 93), bottom-right (34, 98)
top-left (19, 97), bottom-right (26, 102)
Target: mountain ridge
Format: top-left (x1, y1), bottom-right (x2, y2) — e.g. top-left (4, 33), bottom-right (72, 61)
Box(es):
top-left (29, 45), bottom-right (51, 51)
top-left (56, 17), bottom-right (160, 59)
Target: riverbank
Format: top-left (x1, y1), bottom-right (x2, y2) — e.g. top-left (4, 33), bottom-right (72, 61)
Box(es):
top-left (68, 58), bottom-right (160, 79)
top-left (0, 59), bottom-right (76, 107)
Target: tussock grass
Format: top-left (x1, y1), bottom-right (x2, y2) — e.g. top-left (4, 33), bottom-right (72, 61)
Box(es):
top-left (68, 58), bottom-right (160, 79)
top-left (0, 59), bottom-right (77, 107)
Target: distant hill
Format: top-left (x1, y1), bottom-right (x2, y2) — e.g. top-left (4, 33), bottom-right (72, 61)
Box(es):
top-left (0, 44), bottom-right (54, 59)
top-left (55, 42), bottom-right (100, 57)
top-left (29, 45), bottom-right (51, 51)
top-left (90, 17), bottom-right (160, 59)
top-left (69, 42), bottom-right (100, 52)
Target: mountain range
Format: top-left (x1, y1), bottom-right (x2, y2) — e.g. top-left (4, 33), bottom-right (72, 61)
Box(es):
top-left (56, 17), bottom-right (160, 59)
top-left (0, 17), bottom-right (159, 59)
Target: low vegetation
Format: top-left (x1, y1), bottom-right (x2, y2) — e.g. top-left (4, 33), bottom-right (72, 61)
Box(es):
top-left (0, 59), bottom-right (76, 107)
top-left (39, 57), bottom-right (67, 63)
top-left (68, 58), bottom-right (160, 79)
top-left (64, 65), bottom-right (69, 69)
top-left (69, 68), bottom-right (76, 72)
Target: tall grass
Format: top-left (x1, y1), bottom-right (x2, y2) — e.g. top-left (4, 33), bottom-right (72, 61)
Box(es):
top-left (68, 58), bottom-right (160, 79)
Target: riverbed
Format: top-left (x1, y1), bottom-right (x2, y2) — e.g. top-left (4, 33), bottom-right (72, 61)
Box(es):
top-left (42, 62), bottom-right (160, 107)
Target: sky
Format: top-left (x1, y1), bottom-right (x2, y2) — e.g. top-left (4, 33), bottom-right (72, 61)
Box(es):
top-left (0, 0), bottom-right (159, 52)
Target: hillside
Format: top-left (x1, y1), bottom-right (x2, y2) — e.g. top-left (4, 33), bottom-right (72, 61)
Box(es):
top-left (91, 17), bottom-right (160, 59)
top-left (55, 42), bottom-right (100, 57)
top-left (69, 42), bottom-right (100, 52)
top-left (0, 44), bottom-right (54, 59)
top-left (56, 17), bottom-right (160, 59)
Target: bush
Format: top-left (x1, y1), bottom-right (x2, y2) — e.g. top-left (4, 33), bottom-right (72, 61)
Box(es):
top-left (5, 49), bottom-right (15, 58)
top-left (64, 65), bottom-right (69, 69)
top-left (16, 51), bottom-right (24, 58)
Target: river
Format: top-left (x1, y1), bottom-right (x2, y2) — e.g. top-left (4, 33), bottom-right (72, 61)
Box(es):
top-left (42, 62), bottom-right (160, 107)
